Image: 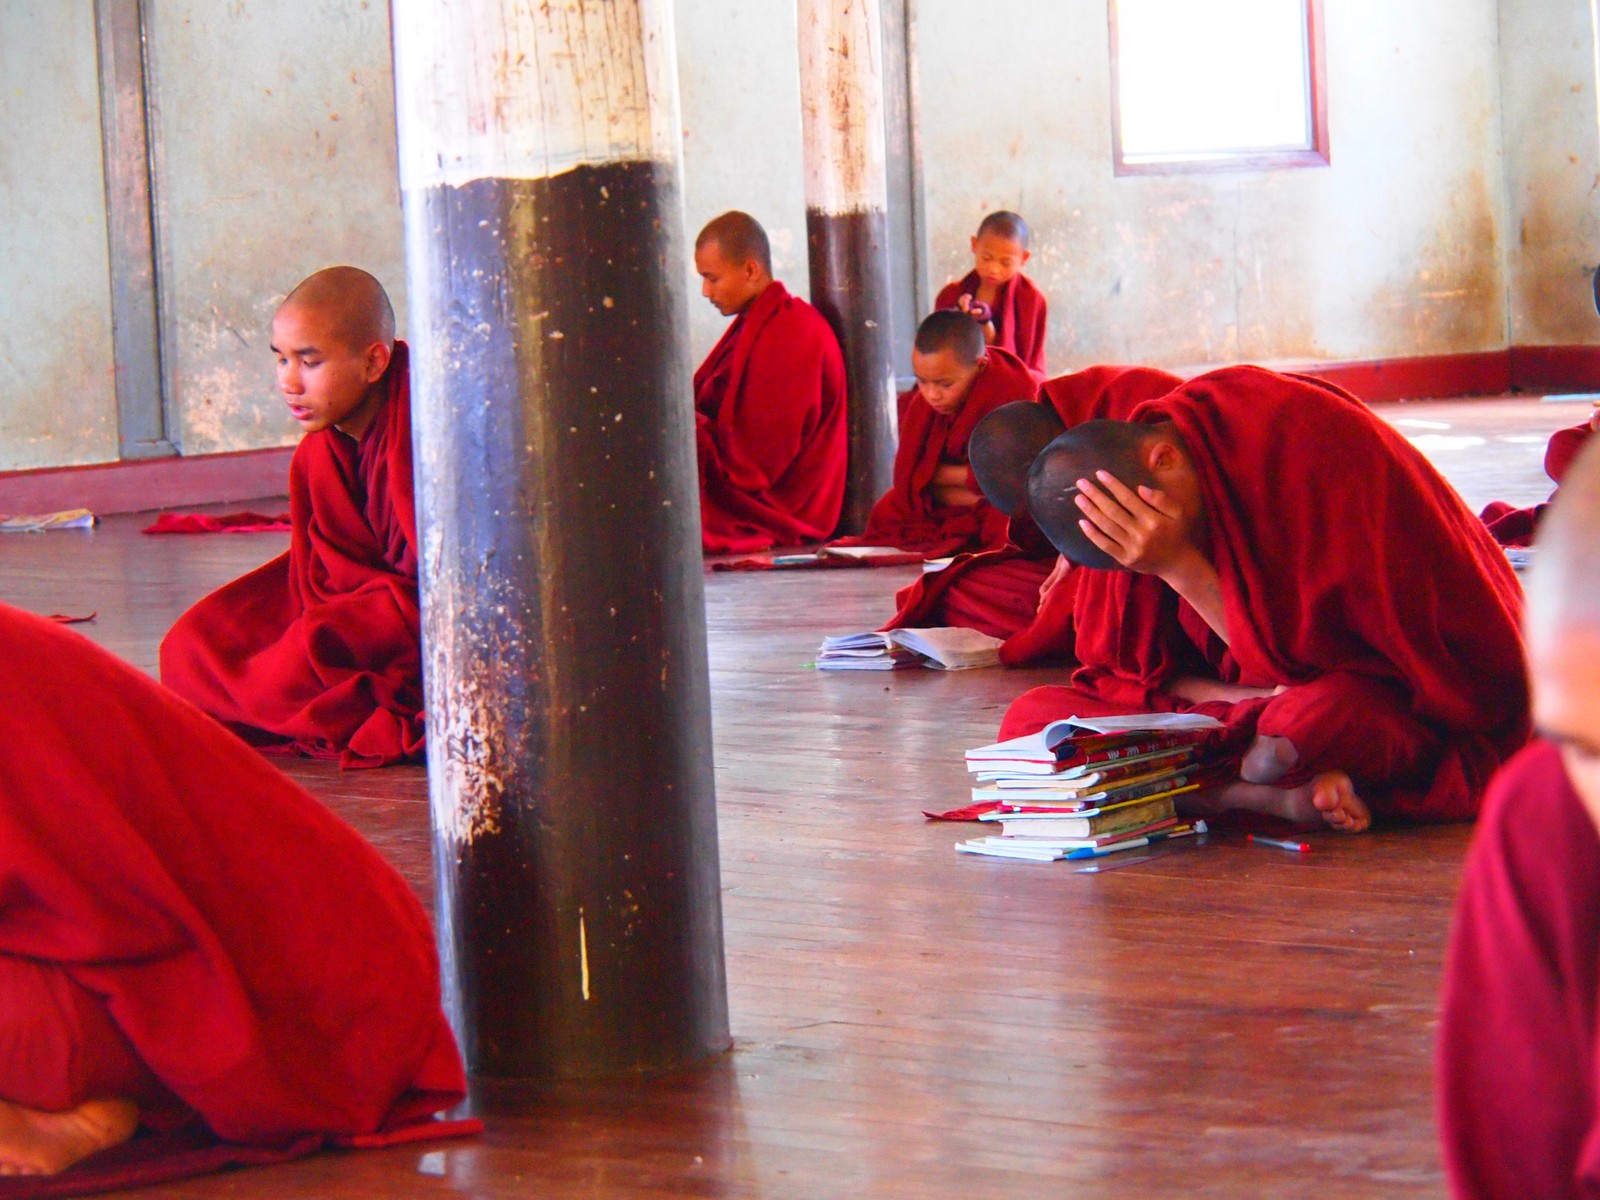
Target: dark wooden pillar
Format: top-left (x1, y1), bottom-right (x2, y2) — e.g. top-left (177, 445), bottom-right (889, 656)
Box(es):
top-left (391, 1), bottom-right (729, 1083)
top-left (798, 0), bottom-right (898, 534)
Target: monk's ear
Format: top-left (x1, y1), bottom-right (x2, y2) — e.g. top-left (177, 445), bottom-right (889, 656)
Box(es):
top-left (362, 340), bottom-right (392, 384)
top-left (1020, 249), bottom-right (1031, 267)
top-left (1144, 437), bottom-right (1182, 475)
top-left (970, 235), bottom-right (979, 256)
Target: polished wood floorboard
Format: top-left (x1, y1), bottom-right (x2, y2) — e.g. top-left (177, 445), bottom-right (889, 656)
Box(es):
top-left (0, 395), bottom-right (1581, 1198)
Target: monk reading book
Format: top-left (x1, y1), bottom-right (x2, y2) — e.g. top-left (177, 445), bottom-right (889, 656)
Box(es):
top-left (1003, 366), bottom-right (1528, 832)
top-left (693, 211), bottom-right (848, 554)
top-left (1479, 411), bottom-right (1596, 547)
top-left (884, 366), bottom-right (1181, 652)
top-left (0, 602), bottom-right (468, 1177)
top-left (160, 267), bottom-right (422, 768)
top-left (836, 310), bottom-right (1037, 558)
top-left (935, 211), bottom-right (1049, 375)
top-left (1438, 439), bottom-right (1600, 1197)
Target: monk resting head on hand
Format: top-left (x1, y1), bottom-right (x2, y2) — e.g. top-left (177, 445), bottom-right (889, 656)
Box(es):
top-left (694, 210), bottom-right (774, 318)
top-left (912, 310), bottom-right (989, 419)
top-left (272, 265), bottom-right (396, 440)
top-left (1026, 418), bottom-right (1207, 576)
top-left (968, 400), bottom-right (1066, 516)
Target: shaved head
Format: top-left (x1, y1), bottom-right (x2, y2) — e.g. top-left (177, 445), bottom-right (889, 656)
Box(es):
top-left (279, 266), bottom-right (395, 352)
top-left (1027, 420), bottom-right (1159, 570)
top-left (695, 211), bottom-right (772, 275)
top-left (969, 402), bottom-right (1066, 515)
top-left (977, 210), bottom-right (1031, 250)
top-left (914, 309), bottom-right (986, 365)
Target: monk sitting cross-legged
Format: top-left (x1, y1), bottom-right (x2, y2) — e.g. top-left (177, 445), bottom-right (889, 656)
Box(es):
top-left (160, 266), bottom-right (423, 768)
top-left (0, 602), bottom-right (468, 1178)
top-left (693, 210), bottom-right (848, 554)
top-left (1437, 439), bottom-right (1600, 1197)
top-left (835, 310), bottom-right (1038, 558)
top-left (883, 365), bottom-right (1181, 651)
top-left (1003, 366), bottom-right (1529, 832)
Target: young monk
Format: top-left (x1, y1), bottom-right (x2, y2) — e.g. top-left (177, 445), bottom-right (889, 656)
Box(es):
top-left (0, 602), bottom-right (468, 1177)
top-left (1006, 366), bottom-right (1528, 832)
top-left (160, 266), bottom-right (422, 768)
top-left (693, 210), bottom-right (848, 554)
top-left (935, 211), bottom-right (1049, 375)
top-left (837, 310), bottom-right (1037, 557)
top-left (883, 365), bottom-right (1182, 648)
top-left (1479, 409), bottom-right (1596, 546)
top-left (1438, 439), bottom-right (1600, 1197)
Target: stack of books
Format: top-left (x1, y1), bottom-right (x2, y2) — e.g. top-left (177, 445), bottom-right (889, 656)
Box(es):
top-left (817, 626), bottom-right (1003, 671)
top-left (955, 714), bottom-right (1220, 861)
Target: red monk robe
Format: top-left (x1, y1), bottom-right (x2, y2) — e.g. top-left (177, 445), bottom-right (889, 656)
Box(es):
top-left (160, 343), bottom-right (422, 768)
top-left (844, 346), bottom-right (1039, 557)
top-left (884, 365), bottom-right (1183, 654)
top-left (1481, 419), bottom-right (1596, 547)
top-left (0, 602), bottom-right (466, 1149)
top-left (696, 280), bottom-right (848, 554)
top-left (1437, 739), bottom-right (1600, 1198)
top-left (1002, 367), bottom-right (1528, 823)
top-left (936, 272), bottom-right (1049, 376)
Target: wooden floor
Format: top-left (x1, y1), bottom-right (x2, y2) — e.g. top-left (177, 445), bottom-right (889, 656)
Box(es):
top-left (0, 394), bottom-right (1584, 1198)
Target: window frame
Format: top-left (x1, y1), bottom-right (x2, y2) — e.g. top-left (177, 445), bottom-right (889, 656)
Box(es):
top-left (1107, 0), bottom-right (1330, 176)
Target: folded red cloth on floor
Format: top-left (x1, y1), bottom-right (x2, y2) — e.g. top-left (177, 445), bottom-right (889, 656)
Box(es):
top-left (142, 512), bottom-right (292, 534)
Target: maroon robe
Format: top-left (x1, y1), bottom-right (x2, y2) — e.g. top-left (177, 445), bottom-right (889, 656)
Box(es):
top-left (1001, 367), bottom-right (1529, 822)
top-left (1438, 739), bottom-right (1600, 1198)
top-left (696, 281), bottom-right (848, 554)
top-left (1480, 420), bottom-right (1595, 547)
top-left (935, 272), bottom-right (1049, 376)
top-left (160, 343), bottom-right (422, 768)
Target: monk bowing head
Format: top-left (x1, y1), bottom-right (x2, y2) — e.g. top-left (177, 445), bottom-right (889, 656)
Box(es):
top-left (695, 211), bottom-right (773, 317)
top-left (970, 211), bottom-right (1031, 289)
top-left (912, 310), bottom-right (989, 417)
top-left (1527, 438), bottom-right (1600, 829)
top-left (1026, 419), bottom-right (1202, 571)
top-left (969, 401), bottom-right (1065, 515)
top-left (271, 266), bottom-right (395, 439)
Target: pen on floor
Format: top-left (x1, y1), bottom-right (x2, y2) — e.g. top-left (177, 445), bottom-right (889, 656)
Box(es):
top-left (1248, 834), bottom-right (1311, 853)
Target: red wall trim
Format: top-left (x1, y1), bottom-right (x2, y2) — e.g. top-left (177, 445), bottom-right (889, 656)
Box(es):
top-left (0, 446), bottom-right (293, 519)
top-left (1292, 344), bottom-right (1600, 403)
top-left (1508, 344), bottom-right (1600, 393)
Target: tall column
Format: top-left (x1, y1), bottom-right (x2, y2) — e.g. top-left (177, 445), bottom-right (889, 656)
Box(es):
top-left (391, 0), bottom-right (728, 1083)
top-left (797, 0), bottom-right (898, 534)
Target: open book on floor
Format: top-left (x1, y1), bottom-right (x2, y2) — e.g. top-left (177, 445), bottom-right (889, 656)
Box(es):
top-left (817, 626), bottom-right (1003, 671)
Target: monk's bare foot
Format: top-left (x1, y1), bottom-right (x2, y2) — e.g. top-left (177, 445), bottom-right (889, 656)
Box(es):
top-left (1309, 771), bottom-right (1371, 833)
top-left (0, 1097), bottom-right (138, 1176)
top-left (1180, 771), bottom-right (1371, 834)
top-left (1240, 734), bottom-right (1299, 784)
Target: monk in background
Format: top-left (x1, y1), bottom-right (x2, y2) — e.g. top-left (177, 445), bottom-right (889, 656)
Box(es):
top-left (693, 211), bottom-right (848, 554)
top-left (1007, 366), bottom-right (1528, 832)
top-left (0, 603), bottom-right (467, 1177)
top-left (935, 211), bottom-right (1049, 375)
top-left (835, 310), bottom-right (1037, 558)
top-left (1479, 410), bottom-right (1595, 546)
top-left (884, 365), bottom-right (1180, 649)
top-left (1438, 439), bottom-right (1600, 1197)
top-left (161, 267), bottom-right (422, 768)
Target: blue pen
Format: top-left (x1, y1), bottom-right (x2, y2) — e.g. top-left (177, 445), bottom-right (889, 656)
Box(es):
top-left (1064, 820), bottom-right (1208, 860)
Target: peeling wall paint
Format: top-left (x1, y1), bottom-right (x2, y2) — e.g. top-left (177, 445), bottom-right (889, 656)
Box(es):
top-left (0, 4), bottom-right (119, 471)
top-left (144, 0), bottom-right (408, 456)
top-left (914, 0), bottom-right (1517, 372)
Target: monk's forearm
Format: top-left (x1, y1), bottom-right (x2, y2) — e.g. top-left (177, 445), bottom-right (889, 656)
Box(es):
top-left (930, 484), bottom-right (982, 509)
top-left (1159, 552), bottom-right (1229, 644)
top-left (1167, 676), bottom-right (1279, 704)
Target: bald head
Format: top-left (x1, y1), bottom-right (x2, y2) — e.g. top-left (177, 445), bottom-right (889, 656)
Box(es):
top-left (279, 266), bottom-right (395, 353)
top-left (1027, 421), bottom-right (1159, 569)
top-left (969, 402), bottom-right (1066, 515)
top-left (695, 211), bottom-right (772, 276)
top-left (977, 210), bottom-right (1031, 250)
top-left (915, 309), bottom-right (986, 366)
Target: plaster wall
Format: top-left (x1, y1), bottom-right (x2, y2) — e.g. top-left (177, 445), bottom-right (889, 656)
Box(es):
top-left (143, 0), bottom-right (407, 455)
top-left (0, 4), bottom-right (119, 471)
top-left (913, 0), bottom-right (1511, 374)
top-left (1499, 0), bottom-right (1600, 347)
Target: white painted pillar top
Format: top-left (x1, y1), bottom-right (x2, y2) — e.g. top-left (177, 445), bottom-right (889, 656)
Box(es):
top-left (796, 0), bottom-right (890, 216)
top-left (391, 0), bottom-right (682, 188)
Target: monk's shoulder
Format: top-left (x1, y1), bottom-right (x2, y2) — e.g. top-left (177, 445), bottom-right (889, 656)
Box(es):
top-left (1014, 272), bottom-right (1048, 307)
top-left (1475, 740), bottom-right (1600, 881)
top-left (981, 347), bottom-right (1042, 398)
top-left (761, 291), bottom-right (842, 361)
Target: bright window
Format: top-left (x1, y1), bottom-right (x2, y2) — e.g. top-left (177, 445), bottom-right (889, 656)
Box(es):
top-left (1109, 0), bottom-right (1328, 173)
